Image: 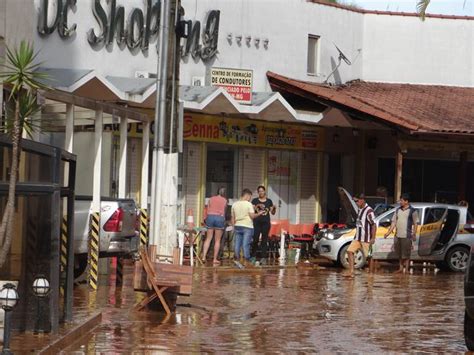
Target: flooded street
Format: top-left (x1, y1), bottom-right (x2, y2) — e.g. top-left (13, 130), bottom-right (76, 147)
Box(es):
top-left (67, 264), bottom-right (466, 353)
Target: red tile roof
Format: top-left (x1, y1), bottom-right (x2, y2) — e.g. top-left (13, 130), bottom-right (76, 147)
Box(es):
top-left (308, 0), bottom-right (474, 21)
top-left (267, 71), bottom-right (474, 135)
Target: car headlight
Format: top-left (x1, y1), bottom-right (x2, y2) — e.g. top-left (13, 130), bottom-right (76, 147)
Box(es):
top-left (324, 232), bottom-right (344, 240)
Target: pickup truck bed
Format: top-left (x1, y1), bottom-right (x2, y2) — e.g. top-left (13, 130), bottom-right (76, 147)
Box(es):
top-left (74, 196), bottom-right (139, 277)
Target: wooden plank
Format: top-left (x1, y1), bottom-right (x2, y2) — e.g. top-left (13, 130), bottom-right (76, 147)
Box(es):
top-left (134, 260), bottom-right (193, 295)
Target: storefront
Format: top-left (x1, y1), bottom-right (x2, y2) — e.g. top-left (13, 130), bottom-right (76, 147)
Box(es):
top-left (181, 113), bottom-right (325, 224)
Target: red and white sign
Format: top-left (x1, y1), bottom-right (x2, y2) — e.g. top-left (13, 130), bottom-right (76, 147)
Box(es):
top-left (210, 67), bottom-right (253, 104)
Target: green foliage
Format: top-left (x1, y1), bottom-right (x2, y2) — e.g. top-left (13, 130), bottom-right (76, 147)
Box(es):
top-left (0, 40), bottom-right (48, 137)
top-left (1, 41), bottom-right (47, 97)
top-left (4, 92), bottom-right (42, 138)
top-left (416, 0), bottom-right (431, 20)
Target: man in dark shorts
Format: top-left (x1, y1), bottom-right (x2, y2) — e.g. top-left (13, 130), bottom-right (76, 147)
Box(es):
top-left (251, 185), bottom-right (276, 265)
top-left (384, 193), bottom-right (419, 274)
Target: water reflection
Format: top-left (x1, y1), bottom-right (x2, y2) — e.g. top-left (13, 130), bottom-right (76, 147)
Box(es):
top-left (68, 265), bottom-right (466, 353)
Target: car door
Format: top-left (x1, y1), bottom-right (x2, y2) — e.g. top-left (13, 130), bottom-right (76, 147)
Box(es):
top-left (418, 207), bottom-right (448, 256)
top-left (373, 210), bottom-right (396, 260)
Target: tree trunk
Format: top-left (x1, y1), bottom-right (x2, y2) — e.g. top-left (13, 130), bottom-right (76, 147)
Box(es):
top-left (0, 97), bottom-right (21, 267)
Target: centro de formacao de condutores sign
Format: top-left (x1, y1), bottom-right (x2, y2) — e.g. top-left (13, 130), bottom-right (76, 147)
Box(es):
top-left (37, 0), bottom-right (220, 61)
top-left (211, 68), bottom-right (253, 104)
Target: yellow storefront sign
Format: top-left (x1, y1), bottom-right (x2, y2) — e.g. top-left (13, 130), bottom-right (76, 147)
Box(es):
top-left (183, 114), bottom-right (325, 151)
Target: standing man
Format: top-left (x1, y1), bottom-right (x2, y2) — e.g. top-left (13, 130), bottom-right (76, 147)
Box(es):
top-left (343, 193), bottom-right (376, 278)
top-left (384, 193), bottom-right (419, 274)
top-left (251, 185), bottom-right (276, 266)
top-left (232, 189), bottom-right (264, 265)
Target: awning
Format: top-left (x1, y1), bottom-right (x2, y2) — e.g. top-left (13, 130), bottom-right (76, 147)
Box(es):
top-left (38, 68), bottom-right (300, 122)
top-left (267, 71), bottom-right (474, 135)
top-left (180, 86), bottom-right (298, 122)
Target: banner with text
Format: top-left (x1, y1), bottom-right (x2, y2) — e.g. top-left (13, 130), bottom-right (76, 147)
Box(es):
top-left (183, 114), bottom-right (324, 151)
top-left (210, 67), bottom-right (253, 104)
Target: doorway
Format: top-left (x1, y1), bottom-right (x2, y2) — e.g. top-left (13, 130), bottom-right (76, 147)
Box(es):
top-left (206, 145), bottom-right (238, 199)
top-left (267, 150), bottom-right (298, 223)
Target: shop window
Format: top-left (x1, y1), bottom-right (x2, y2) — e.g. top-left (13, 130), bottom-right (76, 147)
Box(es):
top-left (307, 35), bottom-right (320, 75)
top-left (206, 147), bottom-right (236, 199)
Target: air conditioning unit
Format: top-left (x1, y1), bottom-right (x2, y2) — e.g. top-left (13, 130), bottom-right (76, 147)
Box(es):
top-left (192, 76), bottom-right (205, 86)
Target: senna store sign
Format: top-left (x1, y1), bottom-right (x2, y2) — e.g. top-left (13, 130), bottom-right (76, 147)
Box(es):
top-left (183, 114), bottom-right (325, 151)
top-left (37, 0), bottom-right (220, 60)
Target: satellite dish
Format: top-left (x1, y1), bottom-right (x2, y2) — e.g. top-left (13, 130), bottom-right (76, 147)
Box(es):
top-left (324, 43), bottom-right (353, 84)
top-left (334, 43), bottom-right (352, 65)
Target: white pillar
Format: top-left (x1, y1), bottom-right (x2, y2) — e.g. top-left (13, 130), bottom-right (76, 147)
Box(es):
top-left (118, 116), bottom-right (128, 198)
top-left (141, 122), bottom-right (150, 208)
top-left (92, 109), bottom-right (103, 212)
top-left (65, 104), bottom-right (74, 153)
top-left (64, 104), bottom-right (74, 189)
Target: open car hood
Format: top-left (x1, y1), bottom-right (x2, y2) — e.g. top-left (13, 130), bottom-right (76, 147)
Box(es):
top-left (337, 187), bottom-right (358, 226)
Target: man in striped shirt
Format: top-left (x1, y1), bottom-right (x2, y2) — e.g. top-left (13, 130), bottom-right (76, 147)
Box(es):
top-left (343, 193), bottom-right (376, 278)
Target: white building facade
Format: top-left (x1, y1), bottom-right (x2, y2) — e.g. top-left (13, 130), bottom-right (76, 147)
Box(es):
top-left (1, 0), bottom-right (473, 225)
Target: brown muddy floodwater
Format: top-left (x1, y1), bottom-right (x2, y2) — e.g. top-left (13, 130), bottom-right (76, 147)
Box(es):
top-left (67, 265), bottom-right (466, 353)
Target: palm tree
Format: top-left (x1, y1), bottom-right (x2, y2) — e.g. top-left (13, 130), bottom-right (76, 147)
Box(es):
top-left (0, 41), bottom-right (46, 267)
top-left (417, 0), bottom-right (468, 19)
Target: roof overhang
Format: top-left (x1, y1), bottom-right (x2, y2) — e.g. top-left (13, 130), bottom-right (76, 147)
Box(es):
top-left (180, 86), bottom-right (299, 122)
top-left (267, 71), bottom-right (419, 133)
top-left (267, 71), bottom-right (474, 137)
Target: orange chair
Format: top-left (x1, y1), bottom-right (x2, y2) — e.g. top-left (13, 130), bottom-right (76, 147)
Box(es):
top-left (293, 223), bottom-right (316, 260)
top-left (279, 219), bottom-right (290, 234)
top-left (268, 221), bottom-right (282, 260)
top-left (288, 224), bottom-right (302, 237)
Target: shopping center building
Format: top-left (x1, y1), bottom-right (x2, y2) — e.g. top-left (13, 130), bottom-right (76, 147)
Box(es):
top-left (1, 0), bottom-right (473, 227)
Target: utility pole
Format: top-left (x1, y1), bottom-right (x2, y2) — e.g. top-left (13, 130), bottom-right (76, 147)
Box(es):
top-left (150, 0), bottom-right (181, 258)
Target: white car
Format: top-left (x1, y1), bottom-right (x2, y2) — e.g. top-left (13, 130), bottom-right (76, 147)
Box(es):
top-left (316, 187), bottom-right (474, 272)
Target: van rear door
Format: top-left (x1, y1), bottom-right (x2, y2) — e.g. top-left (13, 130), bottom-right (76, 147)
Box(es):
top-left (418, 207), bottom-right (448, 256)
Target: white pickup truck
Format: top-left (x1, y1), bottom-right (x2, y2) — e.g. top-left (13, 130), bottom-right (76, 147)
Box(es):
top-left (74, 196), bottom-right (139, 277)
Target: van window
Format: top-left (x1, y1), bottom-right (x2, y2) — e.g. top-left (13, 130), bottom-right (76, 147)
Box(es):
top-left (423, 208), bottom-right (446, 225)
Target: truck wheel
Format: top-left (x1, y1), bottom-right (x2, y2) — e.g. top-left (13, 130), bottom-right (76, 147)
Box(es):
top-left (339, 244), bottom-right (366, 270)
top-left (465, 311), bottom-right (474, 350)
top-left (446, 246), bottom-right (469, 272)
top-left (74, 254), bottom-right (88, 279)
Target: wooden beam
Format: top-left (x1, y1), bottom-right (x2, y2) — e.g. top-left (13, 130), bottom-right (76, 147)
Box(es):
top-left (394, 150), bottom-right (403, 203)
top-left (40, 89), bottom-right (151, 123)
top-left (459, 151), bottom-right (468, 201)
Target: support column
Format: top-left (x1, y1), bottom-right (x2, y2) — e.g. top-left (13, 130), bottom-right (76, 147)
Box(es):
top-left (62, 103), bottom-right (74, 319)
top-left (315, 152), bottom-right (323, 223)
top-left (198, 142), bottom-right (207, 225)
top-left (118, 116), bottom-right (128, 198)
top-left (394, 150), bottom-right (403, 203)
top-left (459, 151), bottom-right (468, 202)
top-left (140, 122), bottom-right (150, 247)
top-left (88, 109), bottom-right (102, 291)
top-left (65, 104), bottom-right (74, 153)
top-left (355, 131), bottom-right (366, 193)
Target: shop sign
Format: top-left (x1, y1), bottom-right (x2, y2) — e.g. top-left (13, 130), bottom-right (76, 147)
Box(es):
top-left (37, 0), bottom-right (220, 60)
top-left (210, 68), bottom-right (253, 104)
top-left (183, 114), bottom-right (324, 151)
